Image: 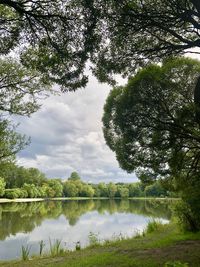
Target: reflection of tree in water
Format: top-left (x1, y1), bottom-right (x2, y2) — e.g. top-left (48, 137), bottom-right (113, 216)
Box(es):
top-left (93, 199), bottom-right (172, 219)
top-left (119, 199), bottom-right (172, 219)
top-left (62, 200), bottom-right (95, 226)
top-left (0, 199), bottom-right (172, 240)
top-left (0, 201), bottom-right (62, 240)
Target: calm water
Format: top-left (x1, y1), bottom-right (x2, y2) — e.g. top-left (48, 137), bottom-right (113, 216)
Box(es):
top-left (0, 199), bottom-right (172, 260)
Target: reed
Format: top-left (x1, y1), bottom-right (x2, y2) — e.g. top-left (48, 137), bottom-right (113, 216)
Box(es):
top-left (21, 245), bottom-right (31, 261)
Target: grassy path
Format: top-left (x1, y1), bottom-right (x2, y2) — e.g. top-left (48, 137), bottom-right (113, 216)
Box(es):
top-left (0, 224), bottom-right (200, 267)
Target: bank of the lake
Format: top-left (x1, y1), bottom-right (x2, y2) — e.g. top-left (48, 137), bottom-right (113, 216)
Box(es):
top-left (0, 197), bottom-right (178, 204)
top-left (0, 223), bottom-right (200, 267)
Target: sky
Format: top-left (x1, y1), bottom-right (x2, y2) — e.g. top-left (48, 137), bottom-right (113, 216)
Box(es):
top-left (15, 72), bottom-right (138, 183)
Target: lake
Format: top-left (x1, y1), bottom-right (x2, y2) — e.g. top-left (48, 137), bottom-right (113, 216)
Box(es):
top-left (0, 199), bottom-right (172, 260)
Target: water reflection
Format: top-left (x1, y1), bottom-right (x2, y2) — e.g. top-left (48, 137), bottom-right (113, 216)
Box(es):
top-left (0, 199), bottom-right (172, 260)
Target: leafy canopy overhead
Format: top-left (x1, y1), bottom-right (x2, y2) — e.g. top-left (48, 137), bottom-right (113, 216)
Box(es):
top-left (102, 57), bottom-right (200, 182)
top-left (0, 118), bottom-right (29, 163)
top-left (0, 0), bottom-right (200, 90)
top-left (0, 58), bottom-right (51, 116)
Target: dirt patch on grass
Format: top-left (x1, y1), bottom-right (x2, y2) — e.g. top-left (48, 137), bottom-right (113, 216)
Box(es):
top-left (123, 240), bottom-right (200, 266)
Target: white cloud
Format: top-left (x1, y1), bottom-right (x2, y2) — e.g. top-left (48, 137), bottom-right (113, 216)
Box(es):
top-left (15, 74), bottom-right (138, 183)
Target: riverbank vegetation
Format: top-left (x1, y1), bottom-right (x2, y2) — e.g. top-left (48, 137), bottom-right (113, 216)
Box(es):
top-left (0, 222), bottom-right (199, 267)
top-left (0, 167), bottom-right (176, 200)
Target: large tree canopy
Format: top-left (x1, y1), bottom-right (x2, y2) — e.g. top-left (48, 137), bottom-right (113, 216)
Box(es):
top-left (102, 57), bottom-right (200, 230)
top-left (0, 0), bottom-right (101, 91)
top-left (103, 57), bottom-right (200, 181)
top-left (0, 0), bottom-right (200, 91)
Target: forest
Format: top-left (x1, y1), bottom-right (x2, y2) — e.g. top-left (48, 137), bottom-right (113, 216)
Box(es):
top-left (0, 168), bottom-right (172, 199)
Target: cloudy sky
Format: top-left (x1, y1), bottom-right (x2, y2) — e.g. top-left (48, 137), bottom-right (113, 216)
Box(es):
top-left (15, 72), bottom-right (137, 183)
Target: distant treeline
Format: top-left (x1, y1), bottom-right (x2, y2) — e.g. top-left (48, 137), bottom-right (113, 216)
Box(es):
top-left (0, 164), bottom-right (177, 199)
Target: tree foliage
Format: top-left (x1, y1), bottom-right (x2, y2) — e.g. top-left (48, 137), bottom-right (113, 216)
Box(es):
top-left (68, 171), bottom-right (81, 181)
top-left (0, 119), bottom-right (29, 163)
top-left (0, 177), bottom-right (6, 197)
top-left (103, 57), bottom-right (200, 230)
top-left (0, 0), bottom-right (100, 91)
top-left (1, 0), bottom-right (200, 90)
top-left (103, 57), bottom-right (200, 181)
top-left (0, 58), bottom-right (51, 116)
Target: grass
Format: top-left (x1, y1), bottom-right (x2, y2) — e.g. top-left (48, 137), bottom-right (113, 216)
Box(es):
top-left (21, 245), bottom-right (31, 261)
top-left (39, 240), bottom-right (45, 256)
top-left (1, 223), bottom-right (200, 267)
top-left (49, 238), bottom-right (64, 256)
top-left (146, 219), bottom-right (164, 234)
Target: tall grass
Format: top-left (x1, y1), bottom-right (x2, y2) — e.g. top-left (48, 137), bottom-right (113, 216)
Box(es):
top-left (145, 219), bottom-right (163, 234)
top-left (21, 245), bottom-right (31, 260)
top-left (49, 238), bottom-right (63, 256)
top-left (39, 240), bottom-right (45, 256)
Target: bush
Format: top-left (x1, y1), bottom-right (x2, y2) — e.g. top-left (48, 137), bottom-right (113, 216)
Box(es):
top-left (173, 200), bottom-right (200, 232)
top-left (145, 219), bottom-right (163, 234)
top-left (0, 177), bottom-right (6, 197)
top-left (4, 188), bottom-right (21, 199)
top-left (88, 232), bottom-right (100, 247)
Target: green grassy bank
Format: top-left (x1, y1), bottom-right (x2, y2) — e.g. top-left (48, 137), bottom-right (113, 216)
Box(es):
top-left (0, 223), bottom-right (200, 267)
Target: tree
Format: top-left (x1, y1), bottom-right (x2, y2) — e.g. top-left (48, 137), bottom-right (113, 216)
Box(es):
top-left (91, 1), bottom-right (200, 85)
top-left (128, 183), bottom-right (142, 197)
top-left (0, 0), bottom-right (99, 91)
top-left (80, 184), bottom-right (94, 197)
top-left (118, 186), bottom-right (129, 199)
top-left (63, 181), bottom-right (79, 197)
top-left (0, 164), bottom-right (47, 188)
top-left (68, 171), bottom-right (81, 181)
top-left (0, 58), bottom-right (51, 116)
top-left (97, 182), bottom-right (109, 197)
top-left (0, 177), bottom-right (6, 197)
top-left (103, 57), bottom-right (200, 180)
top-left (103, 57), bottom-right (200, 230)
top-left (47, 179), bottom-right (63, 197)
top-left (0, 58), bottom-right (47, 163)
top-left (145, 182), bottom-right (168, 198)
top-left (1, 0), bottom-right (200, 91)
top-left (0, 119), bottom-right (29, 163)
top-left (107, 182), bottom-right (117, 198)
top-left (0, 1), bottom-right (200, 91)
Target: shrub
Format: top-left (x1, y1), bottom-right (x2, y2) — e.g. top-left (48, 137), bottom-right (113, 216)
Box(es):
top-left (88, 232), bottom-right (100, 247)
top-left (0, 177), bottom-right (6, 197)
top-left (173, 200), bottom-right (200, 232)
top-left (4, 188), bottom-right (21, 199)
top-left (145, 219), bottom-right (163, 234)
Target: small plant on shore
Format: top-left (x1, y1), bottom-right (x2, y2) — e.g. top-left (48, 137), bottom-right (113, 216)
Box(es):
top-left (88, 232), bottom-right (100, 247)
top-left (75, 241), bottom-right (81, 250)
top-left (103, 232), bottom-right (126, 245)
top-left (146, 219), bottom-right (163, 234)
top-left (134, 229), bottom-right (143, 239)
top-left (164, 261), bottom-right (189, 267)
top-left (39, 240), bottom-right (45, 256)
top-left (49, 238), bottom-right (63, 256)
top-left (21, 245), bottom-right (31, 261)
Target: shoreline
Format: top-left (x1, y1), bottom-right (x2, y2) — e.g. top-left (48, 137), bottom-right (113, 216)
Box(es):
top-left (0, 197), bottom-right (179, 204)
top-left (0, 223), bottom-right (199, 266)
